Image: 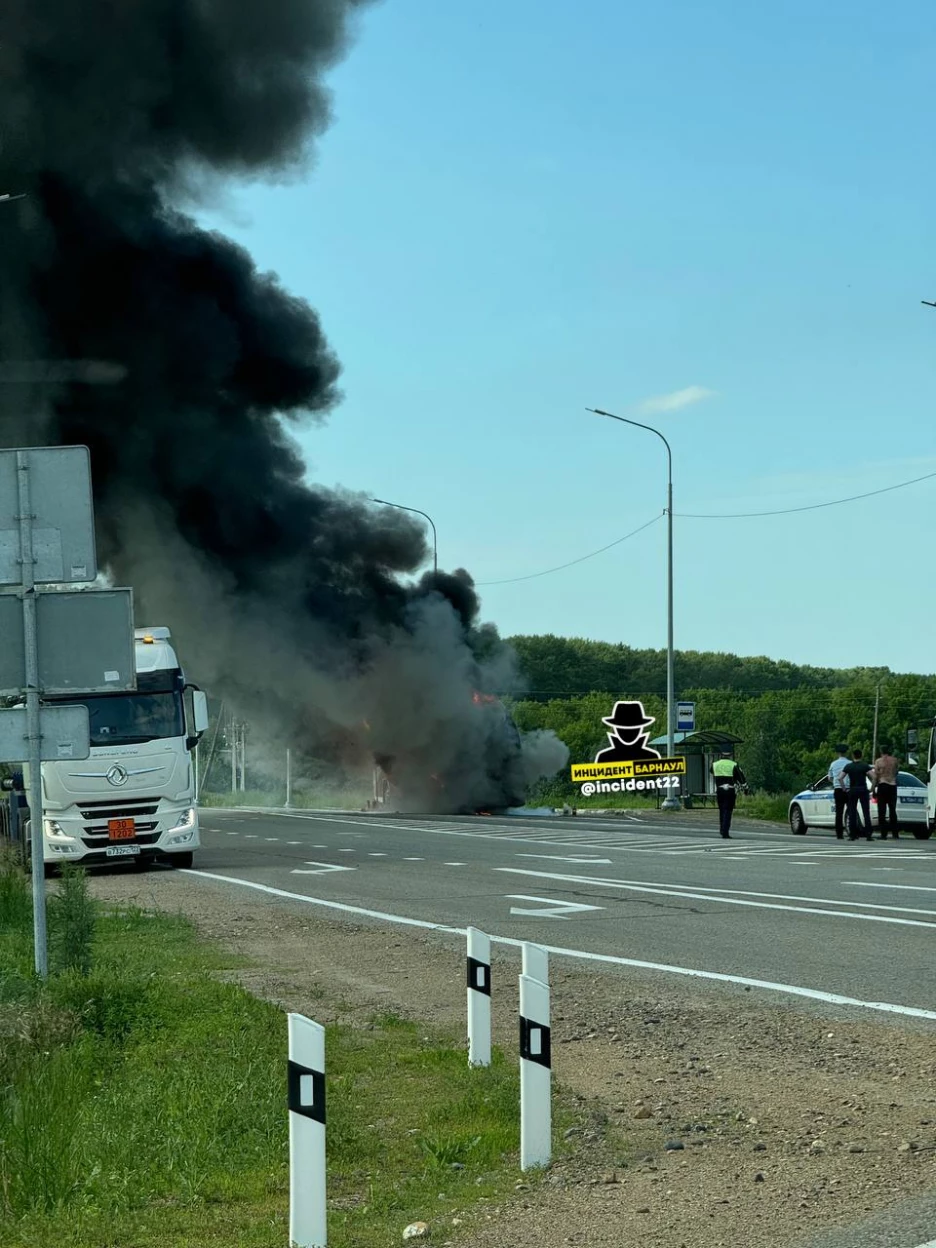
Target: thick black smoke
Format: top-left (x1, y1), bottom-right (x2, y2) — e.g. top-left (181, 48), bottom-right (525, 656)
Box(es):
top-left (0, 0), bottom-right (568, 809)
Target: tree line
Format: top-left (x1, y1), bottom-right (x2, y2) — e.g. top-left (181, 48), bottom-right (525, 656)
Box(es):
top-left (506, 635), bottom-right (936, 796)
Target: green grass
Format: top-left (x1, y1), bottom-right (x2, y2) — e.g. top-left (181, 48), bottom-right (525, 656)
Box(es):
top-left (0, 861), bottom-right (576, 1248)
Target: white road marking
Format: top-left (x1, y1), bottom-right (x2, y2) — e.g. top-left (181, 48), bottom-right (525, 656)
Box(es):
top-left (183, 870), bottom-right (936, 1022)
top-left (508, 894), bottom-right (604, 920)
top-left (265, 838), bottom-right (279, 842)
top-left (338, 848), bottom-right (355, 852)
top-left (290, 861), bottom-right (356, 876)
top-left (494, 868), bottom-right (936, 929)
top-left (226, 832), bottom-right (238, 836)
top-left (517, 854), bottom-right (614, 864)
top-left (845, 882), bottom-right (936, 893)
top-left (245, 835), bottom-right (258, 839)
top-left (445, 862), bottom-right (467, 867)
top-left (403, 857), bottom-right (424, 861)
top-left (287, 841), bottom-right (301, 846)
top-left (368, 852), bottom-right (387, 857)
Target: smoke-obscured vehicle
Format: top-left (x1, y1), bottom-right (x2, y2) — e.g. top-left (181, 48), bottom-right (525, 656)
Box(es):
top-left (789, 771), bottom-right (928, 838)
top-left (372, 692), bottom-right (526, 814)
top-left (25, 627), bottom-right (209, 868)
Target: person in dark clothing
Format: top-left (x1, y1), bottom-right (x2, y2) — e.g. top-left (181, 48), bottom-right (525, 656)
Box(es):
top-left (842, 749), bottom-right (874, 840)
top-left (827, 743), bottom-right (850, 839)
top-left (711, 750), bottom-right (747, 838)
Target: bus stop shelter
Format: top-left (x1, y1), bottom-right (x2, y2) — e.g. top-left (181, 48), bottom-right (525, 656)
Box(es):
top-left (649, 729), bottom-right (744, 808)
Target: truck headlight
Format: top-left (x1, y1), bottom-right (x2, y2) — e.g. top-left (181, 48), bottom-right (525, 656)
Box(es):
top-left (170, 807), bottom-right (195, 830)
top-left (44, 820), bottom-right (74, 841)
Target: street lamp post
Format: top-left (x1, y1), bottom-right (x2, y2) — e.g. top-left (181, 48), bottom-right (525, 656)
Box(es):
top-left (587, 407), bottom-right (680, 810)
top-left (371, 498), bottom-right (438, 577)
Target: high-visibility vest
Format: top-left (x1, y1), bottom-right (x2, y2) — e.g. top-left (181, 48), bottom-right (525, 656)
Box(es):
top-left (712, 758), bottom-right (737, 778)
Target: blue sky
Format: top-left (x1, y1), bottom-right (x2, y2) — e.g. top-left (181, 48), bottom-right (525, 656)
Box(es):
top-left (200, 0), bottom-right (936, 674)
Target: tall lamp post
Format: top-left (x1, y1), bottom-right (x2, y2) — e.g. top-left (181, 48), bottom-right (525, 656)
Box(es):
top-left (371, 498), bottom-right (438, 577)
top-left (587, 407), bottom-right (680, 810)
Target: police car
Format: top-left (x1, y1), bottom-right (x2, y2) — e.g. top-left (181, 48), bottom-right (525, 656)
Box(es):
top-left (789, 771), bottom-right (929, 838)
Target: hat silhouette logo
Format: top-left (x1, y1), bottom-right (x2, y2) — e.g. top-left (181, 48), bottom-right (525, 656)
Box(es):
top-left (595, 700), bottom-right (662, 764)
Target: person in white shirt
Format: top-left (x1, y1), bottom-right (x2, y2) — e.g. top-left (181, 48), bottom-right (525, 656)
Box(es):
top-left (828, 744), bottom-right (850, 840)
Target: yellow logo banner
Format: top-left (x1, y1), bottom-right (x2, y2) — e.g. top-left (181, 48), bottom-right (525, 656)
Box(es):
top-left (571, 756), bottom-right (687, 782)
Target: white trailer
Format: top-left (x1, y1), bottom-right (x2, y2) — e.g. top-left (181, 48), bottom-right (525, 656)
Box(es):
top-left (28, 626), bottom-right (208, 869)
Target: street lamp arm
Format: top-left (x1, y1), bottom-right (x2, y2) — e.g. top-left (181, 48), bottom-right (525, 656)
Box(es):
top-left (586, 408), bottom-right (672, 484)
top-left (371, 498), bottom-right (438, 576)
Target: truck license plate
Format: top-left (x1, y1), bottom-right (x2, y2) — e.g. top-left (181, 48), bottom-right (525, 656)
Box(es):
top-left (105, 845), bottom-right (140, 858)
top-left (108, 818), bottom-right (136, 841)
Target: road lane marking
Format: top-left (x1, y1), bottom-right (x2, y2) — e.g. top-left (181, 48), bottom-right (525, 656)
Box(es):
top-left (290, 861), bottom-right (356, 876)
top-left (287, 841), bottom-right (301, 845)
top-left (507, 894), bottom-right (604, 919)
top-left (265, 838), bottom-right (279, 842)
top-left (517, 854), bottom-right (614, 864)
top-left (445, 862), bottom-right (467, 866)
top-left (845, 882), bottom-right (936, 892)
top-left (494, 868), bottom-right (936, 929)
top-left (403, 857), bottom-right (424, 861)
top-left (183, 870), bottom-right (936, 1022)
top-left (368, 852), bottom-right (387, 857)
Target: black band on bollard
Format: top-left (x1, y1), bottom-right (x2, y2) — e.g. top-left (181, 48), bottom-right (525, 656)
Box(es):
top-left (288, 1059), bottom-right (326, 1124)
top-left (467, 956), bottom-right (491, 996)
top-left (519, 1016), bottom-right (552, 1069)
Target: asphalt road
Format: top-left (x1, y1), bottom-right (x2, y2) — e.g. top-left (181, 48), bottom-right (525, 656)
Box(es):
top-left (188, 806), bottom-right (936, 1022)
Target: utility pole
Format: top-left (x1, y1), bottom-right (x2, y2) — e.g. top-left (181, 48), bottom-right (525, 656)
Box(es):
top-left (872, 683), bottom-right (881, 760)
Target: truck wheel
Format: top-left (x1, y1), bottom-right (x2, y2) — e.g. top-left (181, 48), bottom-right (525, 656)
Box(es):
top-left (912, 825), bottom-right (933, 841)
top-left (789, 804), bottom-right (808, 835)
top-left (166, 851), bottom-right (194, 869)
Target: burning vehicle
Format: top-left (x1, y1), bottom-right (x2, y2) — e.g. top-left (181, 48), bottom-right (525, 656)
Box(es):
top-left (370, 692), bottom-right (527, 814)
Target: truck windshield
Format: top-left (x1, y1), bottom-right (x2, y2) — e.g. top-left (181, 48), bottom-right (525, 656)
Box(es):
top-left (53, 691), bottom-right (184, 747)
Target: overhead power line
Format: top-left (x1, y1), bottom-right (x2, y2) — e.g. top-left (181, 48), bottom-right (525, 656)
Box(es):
top-left (677, 467), bottom-right (936, 519)
top-left (480, 465), bottom-right (936, 585)
top-left (476, 513), bottom-right (663, 586)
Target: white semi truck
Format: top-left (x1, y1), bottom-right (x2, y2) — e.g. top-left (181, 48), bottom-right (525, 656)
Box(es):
top-left (27, 626), bottom-right (209, 869)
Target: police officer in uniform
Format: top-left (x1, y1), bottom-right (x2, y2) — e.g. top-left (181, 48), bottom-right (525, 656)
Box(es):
top-left (711, 749), bottom-right (747, 838)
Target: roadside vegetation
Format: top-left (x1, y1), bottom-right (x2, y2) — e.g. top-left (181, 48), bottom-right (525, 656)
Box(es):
top-left (0, 855), bottom-right (573, 1248)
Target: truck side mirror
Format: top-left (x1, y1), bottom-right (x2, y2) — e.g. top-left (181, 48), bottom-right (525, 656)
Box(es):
top-left (193, 690), bottom-right (209, 736)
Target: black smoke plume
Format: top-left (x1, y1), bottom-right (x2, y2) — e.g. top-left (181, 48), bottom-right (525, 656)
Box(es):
top-left (0, 0), bottom-right (568, 810)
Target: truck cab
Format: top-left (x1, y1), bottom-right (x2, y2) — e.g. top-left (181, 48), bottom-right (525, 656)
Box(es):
top-left (32, 627), bottom-right (208, 869)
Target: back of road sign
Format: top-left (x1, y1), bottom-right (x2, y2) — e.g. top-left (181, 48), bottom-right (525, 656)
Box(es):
top-left (0, 705), bottom-right (90, 764)
top-left (0, 589), bottom-right (136, 696)
top-left (0, 446), bottom-right (96, 584)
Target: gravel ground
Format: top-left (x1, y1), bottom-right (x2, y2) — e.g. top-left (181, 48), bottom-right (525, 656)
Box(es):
top-left (88, 867), bottom-right (936, 1248)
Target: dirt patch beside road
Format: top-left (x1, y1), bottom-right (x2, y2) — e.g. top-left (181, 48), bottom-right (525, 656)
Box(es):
top-left (89, 868), bottom-right (936, 1248)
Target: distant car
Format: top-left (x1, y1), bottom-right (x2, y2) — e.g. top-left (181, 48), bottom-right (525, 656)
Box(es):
top-left (789, 771), bottom-right (929, 839)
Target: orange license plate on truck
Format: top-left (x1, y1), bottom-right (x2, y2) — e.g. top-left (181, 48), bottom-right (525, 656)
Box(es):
top-left (108, 818), bottom-right (135, 841)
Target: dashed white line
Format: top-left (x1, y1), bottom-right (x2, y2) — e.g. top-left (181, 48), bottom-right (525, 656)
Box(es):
top-left (403, 857), bottom-right (424, 861)
top-left (445, 862), bottom-right (466, 867)
top-left (368, 852), bottom-right (387, 857)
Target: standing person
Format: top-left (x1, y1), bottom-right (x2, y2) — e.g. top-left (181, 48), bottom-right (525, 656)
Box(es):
top-left (872, 745), bottom-right (900, 839)
top-left (711, 750), bottom-right (747, 839)
top-left (828, 744), bottom-right (850, 840)
top-left (842, 748), bottom-right (874, 841)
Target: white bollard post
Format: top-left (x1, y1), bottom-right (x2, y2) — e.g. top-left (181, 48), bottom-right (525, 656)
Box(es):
top-left (467, 927), bottom-right (491, 1067)
top-left (288, 1013), bottom-right (327, 1248)
top-left (519, 973), bottom-right (552, 1170)
top-left (522, 942), bottom-right (548, 987)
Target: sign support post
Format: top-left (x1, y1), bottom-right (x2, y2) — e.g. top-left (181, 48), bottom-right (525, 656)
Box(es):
top-left (16, 452), bottom-right (48, 977)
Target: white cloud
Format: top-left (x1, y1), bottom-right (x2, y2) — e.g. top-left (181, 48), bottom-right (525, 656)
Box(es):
top-left (637, 385), bottom-right (716, 416)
